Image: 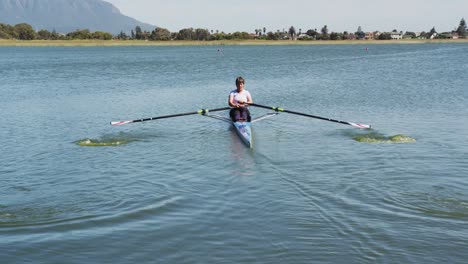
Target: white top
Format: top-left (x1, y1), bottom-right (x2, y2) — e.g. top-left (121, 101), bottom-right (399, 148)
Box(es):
top-left (230, 89), bottom-right (252, 105)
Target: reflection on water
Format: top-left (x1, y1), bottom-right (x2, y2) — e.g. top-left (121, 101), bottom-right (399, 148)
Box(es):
top-left (229, 127), bottom-right (256, 177)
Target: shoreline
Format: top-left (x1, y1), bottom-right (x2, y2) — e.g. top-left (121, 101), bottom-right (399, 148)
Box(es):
top-left (1, 39), bottom-right (467, 46)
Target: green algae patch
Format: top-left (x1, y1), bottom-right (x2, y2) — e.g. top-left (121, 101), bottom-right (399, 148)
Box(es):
top-left (75, 138), bottom-right (130, 147)
top-left (353, 132), bottom-right (416, 143)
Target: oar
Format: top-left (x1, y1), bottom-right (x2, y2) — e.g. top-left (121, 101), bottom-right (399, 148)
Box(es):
top-left (249, 103), bottom-right (371, 129)
top-left (111, 107), bottom-right (231, 126)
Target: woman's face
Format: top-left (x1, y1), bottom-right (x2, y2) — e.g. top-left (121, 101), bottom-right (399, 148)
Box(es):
top-left (237, 82), bottom-right (244, 92)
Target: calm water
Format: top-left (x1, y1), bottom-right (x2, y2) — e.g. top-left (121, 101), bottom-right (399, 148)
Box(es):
top-left (1, 44), bottom-right (467, 263)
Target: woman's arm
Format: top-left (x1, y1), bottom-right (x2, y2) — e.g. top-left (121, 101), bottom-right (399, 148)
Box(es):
top-left (228, 94), bottom-right (237, 107)
top-left (246, 92), bottom-right (253, 104)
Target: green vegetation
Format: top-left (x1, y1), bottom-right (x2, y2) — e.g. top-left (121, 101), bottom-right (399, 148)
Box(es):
top-left (1, 18), bottom-right (466, 43)
top-left (0, 23), bottom-right (112, 40)
top-left (456, 18), bottom-right (467, 38)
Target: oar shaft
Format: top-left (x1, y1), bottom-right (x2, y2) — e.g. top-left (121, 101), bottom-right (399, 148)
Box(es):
top-left (249, 103), bottom-right (370, 129)
top-left (129, 111), bottom-right (197, 123)
top-left (111, 107), bottom-right (231, 126)
top-left (283, 109), bottom-right (351, 125)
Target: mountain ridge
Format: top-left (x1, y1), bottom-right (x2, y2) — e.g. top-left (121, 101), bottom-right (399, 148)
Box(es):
top-left (0, 0), bottom-right (155, 34)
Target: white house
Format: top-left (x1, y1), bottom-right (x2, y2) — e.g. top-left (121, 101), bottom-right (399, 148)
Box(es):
top-left (390, 32), bottom-right (403, 40)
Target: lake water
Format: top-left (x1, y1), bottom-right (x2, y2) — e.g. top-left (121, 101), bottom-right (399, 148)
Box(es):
top-left (1, 43), bottom-right (467, 263)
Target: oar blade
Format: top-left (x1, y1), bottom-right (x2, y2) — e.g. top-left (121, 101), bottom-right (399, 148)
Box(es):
top-left (110, 120), bottom-right (133, 126)
top-left (348, 122), bottom-right (371, 129)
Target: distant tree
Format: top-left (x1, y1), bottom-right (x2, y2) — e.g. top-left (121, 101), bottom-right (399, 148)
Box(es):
top-left (50, 30), bottom-right (61, 40)
top-left (342, 31), bottom-right (349, 40)
top-left (355, 26), bottom-right (365, 39)
top-left (37, 29), bottom-right (52, 40)
top-left (195, 28), bottom-right (210, 40)
top-left (0, 23), bottom-right (17, 39)
top-left (456, 18), bottom-right (467, 38)
top-left (288, 26), bottom-right (296, 40)
top-left (135, 26), bottom-right (143, 40)
top-left (266, 31), bottom-right (279, 40)
top-left (131, 29), bottom-right (135, 39)
top-left (14, 23), bottom-right (36, 40)
top-left (320, 25), bottom-right (329, 40)
top-left (378, 32), bottom-right (391, 40)
top-left (90, 31), bottom-right (112, 40)
top-left (263, 27), bottom-right (266, 34)
top-left (117, 30), bottom-right (128, 40)
top-left (151, 27), bottom-right (171, 40)
top-left (177, 28), bottom-right (195, 40)
top-left (437, 32), bottom-right (453, 39)
top-left (142, 31), bottom-right (151, 40)
top-left (231, 31), bottom-right (251, 40)
top-left (428, 27), bottom-right (437, 38)
top-left (305, 29), bottom-right (317, 39)
top-left (0, 30), bottom-right (10, 39)
top-left (217, 31), bottom-right (230, 40)
top-left (330, 32), bottom-right (340, 40)
top-left (404, 31), bottom-right (416, 39)
top-left (67, 29), bottom-right (91, 39)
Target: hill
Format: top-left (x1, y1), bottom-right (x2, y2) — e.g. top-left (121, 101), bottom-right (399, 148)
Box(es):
top-left (0, 0), bottom-right (155, 34)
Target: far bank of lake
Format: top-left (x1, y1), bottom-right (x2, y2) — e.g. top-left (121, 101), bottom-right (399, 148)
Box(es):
top-left (1, 39), bottom-right (468, 46)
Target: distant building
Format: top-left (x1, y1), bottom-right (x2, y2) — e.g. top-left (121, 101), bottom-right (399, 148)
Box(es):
top-left (297, 33), bottom-right (309, 40)
top-left (390, 32), bottom-right (403, 40)
top-left (403, 34), bottom-right (412, 39)
top-left (365, 32), bottom-right (375, 40)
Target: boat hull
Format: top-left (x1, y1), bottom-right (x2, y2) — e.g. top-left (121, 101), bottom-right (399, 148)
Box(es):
top-left (233, 121), bottom-right (252, 148)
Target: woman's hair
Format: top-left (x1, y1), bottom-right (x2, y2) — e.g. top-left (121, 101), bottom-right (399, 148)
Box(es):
top-left (235, 76), bottom-right (245, 86)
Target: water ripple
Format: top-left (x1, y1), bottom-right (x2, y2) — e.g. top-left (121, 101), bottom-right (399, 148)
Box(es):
top-left (383, 192), bottom-right (468, 220)
top-left (0, 195), bottom-right (183, 235)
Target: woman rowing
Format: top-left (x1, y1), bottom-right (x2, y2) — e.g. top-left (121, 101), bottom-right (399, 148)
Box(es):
top-left (228, 76), bottom-right (253, 122)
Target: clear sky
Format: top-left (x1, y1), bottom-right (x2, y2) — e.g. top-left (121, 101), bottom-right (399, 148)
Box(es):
top-left (105, 0), bottom-right (467, 33)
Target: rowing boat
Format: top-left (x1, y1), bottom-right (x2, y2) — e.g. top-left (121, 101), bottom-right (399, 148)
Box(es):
top-left (199, 113), bottom-right (254, 148)
top-left (204, 112), bottom-right (282, 148)
top-left (232, 121), bottom-right (252, 148)
top-left (110, 104), bottom-right (370, 148)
